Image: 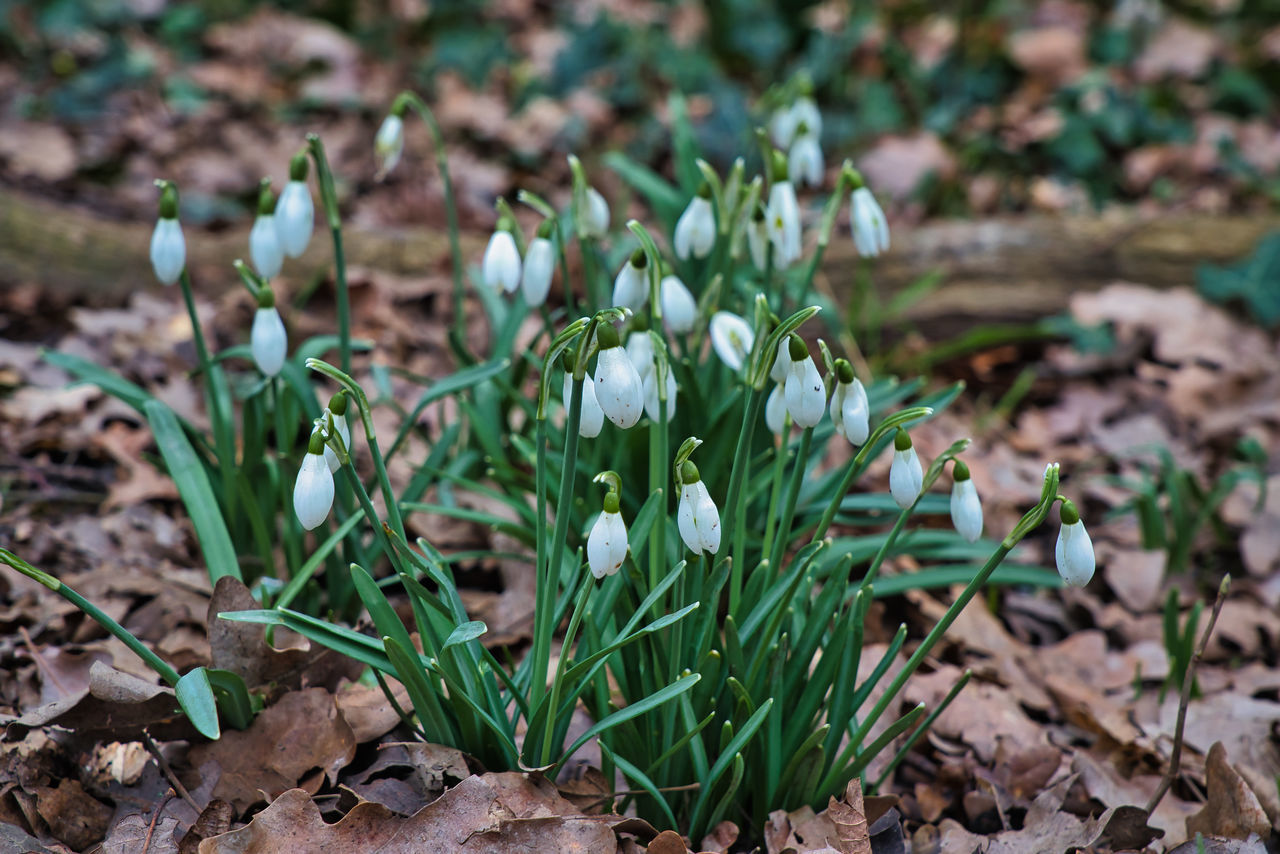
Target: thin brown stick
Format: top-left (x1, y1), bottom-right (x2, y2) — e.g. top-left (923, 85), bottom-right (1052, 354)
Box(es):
top-left (141, 789), bottom-right (174, 854)
top-left (141, 730), bottom-right (202, 815)
top-left (1145, 575), bottom-right (1230, 816)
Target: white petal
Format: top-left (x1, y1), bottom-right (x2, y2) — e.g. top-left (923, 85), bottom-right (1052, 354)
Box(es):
top-left (765, 382), bottom-right (787, 434)
top-left (767, 181), bottom-right (801, 267)
top-left (829, 384), bottom-right (847, 438)
top-left (321, 410), bottom-right (352, 473)
top-left (593, 347), bottom-right (643, 429)
top-left (250, 306), bottom-right (287, 376)
top-left (625, 332), bottom-right (654, 379)
top-left (692, 481), bottom-right (721, 554)
top-left (709, 312), bottom-right (754, 372)
top-left (851, 188), bottom-right (889, 258)
top-left (950, 479), bottom-right (983, 543)
top-left (584, 187), bottom-right (610, 237)
top-left (783, 357), bottom-right (826, 428)
top-left (791, 97), bottom-right (823, 138)
top-left (613, 261), bottom-right (649, 312)
top-left (769, 105), bottom-right (799, 149)
top-left (678, 484), bottom-right (701, 553)
top-left (293, 452), bottom-right (335, 530)
top-left (250, 214), bottom-right (284, 280)
top-left (149, 218), bottom-right (186, 285)
top-left (374, 114), bottom-right (404, 176)
top-left (275, 181), bottom-right (315, 258)
top-left (840, 379), bottom-right (869, 445)
top-left (788, 134), bottom-right (824, 188)
top-left (746, 218), bottom-right (768, 269)
top-left (587, 510), bottom-right (628, 578)
top-left (674, 196), bottom-right (715, 260)
top-left (889, 448), bottom-right (923, 509)
top-left (643, 366), bottom-right (677, 423)
top-left (564, 373), bottom-right (604, 438)
top-left (482, 231), bottom-right (521, 293)
top-left (660, 275), bottom-right (697, 334)
top-left (1056, 520), bottom-right (1096, 587)
top-left (521, 237), bottom-right (555, 306)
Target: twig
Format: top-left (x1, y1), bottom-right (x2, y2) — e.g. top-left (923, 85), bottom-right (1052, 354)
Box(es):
top-left (141, 789), bottom-right (174, 854)
top-left (141, 730), bottom-right (202, 815)
top-left (1145, 575), bottom-right (1230, 816)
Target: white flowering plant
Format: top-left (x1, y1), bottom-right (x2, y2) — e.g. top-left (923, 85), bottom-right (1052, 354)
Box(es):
top-left (11, 85), bottom-right (1099, 844)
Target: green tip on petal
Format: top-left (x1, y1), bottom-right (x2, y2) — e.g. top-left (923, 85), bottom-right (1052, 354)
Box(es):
top-left (630, 247), bottom-right (648, 268)
top-left (953, 459), bottom-right (971, 482)
top-left (256, 181), bottom-right (276, 215)
top-left (536, 219), bottom-right (555, 239)
top-left (603, 493), bottom-right (620, 514)
top-left (696, 182), bottom-right (712, 199)
top-left (835, 358), bottom-right (854, 384)
top-left (256, 287), bottom-right (276, 309)
top-left (596, 323), bottom-right (621, 350)
top-left (327, 390), bottom-right (348, 415)
top-left (289, 152), bottom-right (309, 182)
top-left (894, 429), bottom-right (912, 451)
top-left (680, 460), bottom-right (700, 484)
top-left (1060, 499), bottom-right (1080, 525)
top-left (157, 182), bottom-right (179, 219)
top-left (770, 150), bottom-right (788, 183)
top-left (307, 430), bottom-right (327, 455)
top-left (787, 333), bottom-right (808, 362)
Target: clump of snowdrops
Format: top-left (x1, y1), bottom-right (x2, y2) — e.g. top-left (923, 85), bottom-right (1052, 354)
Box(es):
top-left (5, 79), bottom-right (1097, 842)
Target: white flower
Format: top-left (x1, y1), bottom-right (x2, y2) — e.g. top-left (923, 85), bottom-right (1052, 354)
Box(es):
top-left (374, 113), bottom-right (404, 178)
top-left (709, 312), bottom-right (754, 372)
top-left (482, 229), bottom-right (521, 293)
top-left (625, 330), bottom-right (654, 379)
top-left (320, 403), bottom-right (352, 473)
top-left (521, 235), bottom-right (555, 306)
top-left (950, 473), bottom-right (983, 544)
top-left (613, 252), bottom-right (649, 312)
top-left (790, 97), bottom-right (822, 140)
top-left (766, 180), bottom-right (801, 267)
top-left (150, 217), bottom-right (186, 286)
top-left (850, 187), bottom-right (889, 258)
top-left (746, 207), bottom-right (769, 269)
top-left (275, 178), bottom-right (315, 259)
top-left (783, 340), bottom-right (826, 429)
top-left (250, 305), bottom-right (287, 377)
top-left (765, 383), bottom-right (788, 434)
top-left (563, 373), bottom-right (605, 439)
top-left (587, 503), bottom-right (628, 579)
top-left (643, 365), bottom-right (677, 423)
top-left (674, 194), bottom-right (716, 260)
top-left (593, 338), bottom-right (644, 429)
top-left (293, 439), bottom-right (335, 531)
top-left (677, 463), bottom-right (720, 555)
top-left (788, 132), bottom-right (824, 188)
top-left (584, 186), bottom-right (610, 238)
top-left (250, 214), bottom-right (284, 280)
top-left (830, 363), bottom-right (870, 445)
top-left (889, 434), bottom-right (924, 509)
top-left (1055, 507), bottom-right (1095, 587)
top-left (770, 347), bottom-right (793, 384)
top-left (660, 274), bottom-right (697, 335)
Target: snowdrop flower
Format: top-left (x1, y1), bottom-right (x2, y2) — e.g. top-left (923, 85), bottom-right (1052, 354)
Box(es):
top-left (850, 186), bottom-right (889, 258)
top-left (482, 218), bottom-right (521, 293)
top-left (275, 153), bottom-right (315, 259)
top-left (587, 475), bottom-right (628, 579)
top-left (674, 184), bottom-right (716, 260)
top-left (746, 203), bottom-right (769, 269)
top-left (613, 250), bottom-right (649, 312)
top-left (294, 431), bottom-right (335, 531)
top-left (562, 370), bottom-right (605, 439)
top-left (766, 155), bottom-right (801, 267)
top-left (829, 359), bottom-right (869, 445)
top-left (592, 324), bottom-right (644, 429)
top-left (521, 222), bottom-right (555, 306)
top-left (788, 124), bottom-right (824, 188)
top-left (660, 273), bottom-right (697, 335)
top-left (149, 182), bottom-right (185, 286)
top-left (769, 92), bottom-right (822, 149)
top-left (249, 183), bottom-right (284, 280)
top-left (1055, 500), bottom-right (1095, 587)
top-left (709, 311), bottom-right (754, 372)
top-left (584, 186), bottom-right (610, 238)
top-left (677, 461), bottom-right (720, 555)
top-left (320, 391), bottom-right (352, 473)
top-left (374, 110), bottom-right (405, 179)
top-left (770, 345), bottom-right (793, 384)
top-left (889, 430), bottom-right (924, 509)
top-left (625, 325), bottom-right (655, 379)
top-left (783, 335), bottom-right (826, 429)
top-left (790, 95), bottom-right (822, 141)
top-left (643, 364), bottom-right (677, 423)
top-left (765, 383), bottom-right (788, 435)
top-left (949, 460), bottom-right (983, 544)
top-left (250, 288), bottom-right (287, 377)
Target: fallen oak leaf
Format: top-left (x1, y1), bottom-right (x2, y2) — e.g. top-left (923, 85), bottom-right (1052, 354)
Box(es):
top-left (1186, 742), bottom-right (1272, 842)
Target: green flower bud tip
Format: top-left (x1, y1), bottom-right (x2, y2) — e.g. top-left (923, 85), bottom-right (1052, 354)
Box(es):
top-left (696, 181), bottom-right (712, 199)
top-left (596, 322), bottom-right (621, 350)
top-left (307, 430), bottom-right (327, 455)
top-left (157, 182), bottom-right (179, 219)
top-left (834, 358), bottom-right (854, 384)
top-left (560, 348), bottom-right (578, 373)
top-left (1060, 499), bottom-right (1080, 525)
top-left (327, 390), bottom-right (348, 415)
top-left (894, 428), bottom-right (913, 451)
top-left (256, 287), bottom-right (276, 309)
top-left (603, 492), bottom-right (620, 514)
top-left (257, 181), bottom-right (276, 215)
top-left (629, 248), bottom-right (648, 268)
top-left (680, 460), bottom-right (700, 484)
top-left (536, 219), bottom-right (555, 239)
top-left (787, 333), bottom-right (808, 362)
top-left (389, 97), bottom-right (408, 119)
top-left (289, 152), bottom-right (309, 182)
top-left (953, 459), bottom-right (971, 482)
top-left (770, 150), bottom-right (789, 182)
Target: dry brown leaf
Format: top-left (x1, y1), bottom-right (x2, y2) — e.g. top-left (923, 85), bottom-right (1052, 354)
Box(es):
top-left (35, 778), bottom-right (114, 851)
top-left (0, 122), bottom-right (77, 181)
top-left (857, 132), bottom-right (956, 200)
top-left (1186, 742), bottom-right (1272, 841)
top-left (826, 779), bottom-right (871, 854)
top-left (334, 680), bottom-right (412, 744)
top-left (699, 820), bottom-right (739, 853)
top-left (1135, 17), bottom-right (1221, 81)
top-left (905, 666), bottom-right (1047, 763)
top-left (1007, 27), bottom-right (1087, 86)
top-left (647, 829), bottom-right (690, 853)
top-left (102, 811), bottom-right (181, 854)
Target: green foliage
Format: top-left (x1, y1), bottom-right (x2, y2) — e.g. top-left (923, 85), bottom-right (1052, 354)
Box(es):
top-left (1196, 232), bottom-right (1280, 329)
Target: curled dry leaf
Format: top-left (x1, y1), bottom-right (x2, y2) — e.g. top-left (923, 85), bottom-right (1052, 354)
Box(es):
top-left (1186, 742), bottom-right (1272, 842)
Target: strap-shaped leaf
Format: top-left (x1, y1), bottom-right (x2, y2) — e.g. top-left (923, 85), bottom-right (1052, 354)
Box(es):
top-left (176, 667), bottom-right (220, 740)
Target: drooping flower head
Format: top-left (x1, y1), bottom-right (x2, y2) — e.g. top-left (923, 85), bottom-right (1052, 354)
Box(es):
top-left (949, 460), bottom-right (983, 544)
top-left (592, 323), bottom-right (644, 429)
top-left (613, 249), bottom-right (649, 313)
top-left (677, 460), bottom-right (721, 556)
top-left (482, 214), bottom-right (521, 293)
top-left (250, 286), bottom-right (287, 377)
top-left (889, 429), bottom-right (924, 509)
top-left (783, 335), bottom-right (826, 429)
top-left (321, 390), bottom-right (352, 473)
top-left (674, 183), bottom-right (716, 261)
top-left (149, 181), bottom-right (186, 286)
top-left (766, 150), bottom-right (801, 267)
top-left (521, 220), bottom-right (556, 306)
top-left (249, 181), bottom-right (284, 280)
top-left (374, 102), bottom-right (406, 179)
top-left (587, 471), bottom-right (628, 579)
top-left (562, 349), bottom-right (605, 439)
top-left (275, 152), bottom-right (315, 259)
top-left (1055, 499), bottom-right (1095, 587)
top-left (850, 185), bottom-right (889, 258)
top-left (660, 272), bottom-right (697, 335)
top-left (709, 311), bottom-right (754, 373)
top-left (294, 430), bottom-right (335, 531)
top-left (829, 358), bottom-right (869, 445)
top-left (788, 121), bottom-right (824, 188)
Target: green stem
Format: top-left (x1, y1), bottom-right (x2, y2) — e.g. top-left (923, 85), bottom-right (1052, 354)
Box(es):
top-left (540, 575), bottom-right (593, 764)
top-left (306, 134), bottom-right (351, 377)
top-left (760, 423), bottom-right (789, 564)
top-left (857, 503), bottom-right (915, 591)
top-left (271, 380), bottom-right (301, 577)
top-left (723, 387), bottom-right (764, 613)
top-left (769, 427), bottom-right (813, 573)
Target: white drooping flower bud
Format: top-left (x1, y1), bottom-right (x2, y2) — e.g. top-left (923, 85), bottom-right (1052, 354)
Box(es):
top-left (770, 346), bottom-right (793, 384)
top-left (613, 250), bottom-right (649, 312)
top-left (765, 383), bottom-right (788, 434)
top-left (625, 328), bottom-right (655, 380)
top-left (562, 371), bottom-right (605, 439)
top-left (150, 183), bottom-right (185, 286)
top-left (677, 461), bottom-right (720, 555)
top-left (592, 325), bottom-right (644, 429)
top-left (521, 228), bottom-right (555, 306)
top-left (482, 223), bottom-right (521, 293)
top-left (250, 183), bottom-right (284, 280)
top-left (1055, 501), bottom-right (1095, 587)
top-left (788, 128), bottom-right (824, 188)
top-left (250, 289), bottom-right (287, 377)
top-left (294, 431), bottom-right (335, 531)
top-left (782, 336), bottom-right (826, 429)
top-left (643, 364), bottom-right (677, 423)
top-left (850, 186), bottom-right (889, 258)
top-left (766, 174), bottom-right (801, 268)
top-left (829, 360), bottom-right (869, 445)
top-left (889, 429), bottom-right (924, 510)
top-left (674, 186), bottom-right (716, 260)
top-left (584, 186), bottom-right (610, 238)
top-left (374, 112), bottom-right (405, 178)
top-left (587, 489), bottom-right (628, 579)
top-left (660, 274), bottom-right (697, 335)
top-left (709, 311), bottom-right (754, 372)
top-left (275, 154), bottom-right (315, 259)
top-left (949, 461), bottom-right (983, 544)
top-left (320, 391), bottom-right (352, 473)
